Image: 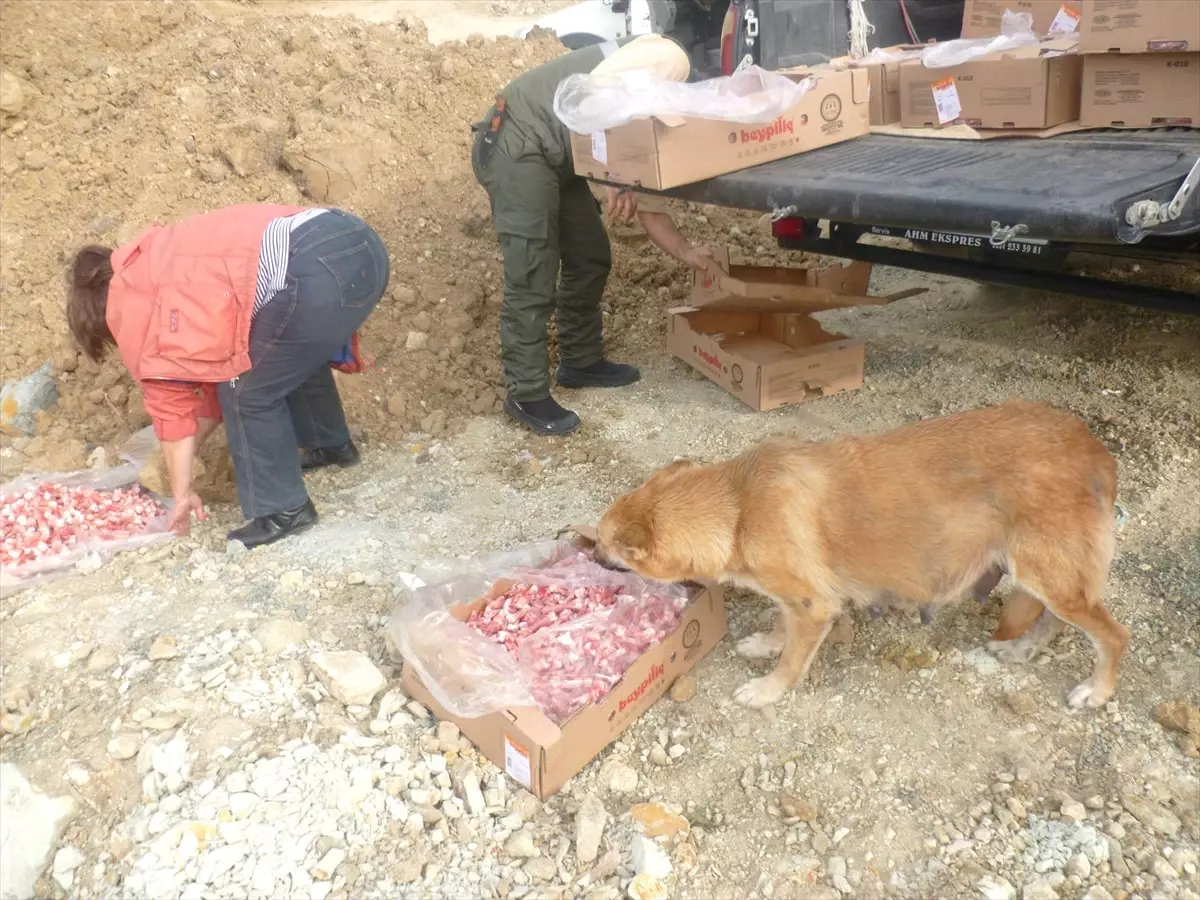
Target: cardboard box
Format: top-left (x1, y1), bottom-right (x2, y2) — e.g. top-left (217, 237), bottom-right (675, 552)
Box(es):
top-left (570, 67), bottom-right (870, 190)
top-left (667, 249), bottom-right (923, 411)
top-left (898, 38), bottom-right (1082, 129)
top-left (828, 45), bottom-right (925, 125)
top-left (401, 529), bottom-right (728, 800)
top-left (962, 0), bottom-right (1082, 38)
top-left (1081, 52), bottom-right (1200, 126)
top-left (1078, 0), bottom-right (1200, 54)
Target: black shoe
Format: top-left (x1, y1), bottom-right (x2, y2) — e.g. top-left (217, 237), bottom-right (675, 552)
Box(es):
top-left (503, 394), bottom-right (580, 436)
top-left (556, 359), bottom-right (641, 389)
top-left (300, 441), bottom-right (360, 471)
top-left (227, 500), bottom-right (319, 549)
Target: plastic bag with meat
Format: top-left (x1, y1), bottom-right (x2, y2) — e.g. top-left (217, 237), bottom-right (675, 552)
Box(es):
top-left (0, 426), bottom-right (172, 597)
top-left (389, 539), bottom-right (693, 722)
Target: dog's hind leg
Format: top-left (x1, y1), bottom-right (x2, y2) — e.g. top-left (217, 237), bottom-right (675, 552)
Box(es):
top-left (987, 591), bottom-right (1064, 663)
top-left (1009, 541), bottom-right (1129, 710)
top-left (734, 584), bottom-right (834, 709)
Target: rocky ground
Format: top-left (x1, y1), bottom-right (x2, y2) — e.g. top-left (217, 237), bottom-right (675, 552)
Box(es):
top-left (1, 1), bottom-right (1198, 899)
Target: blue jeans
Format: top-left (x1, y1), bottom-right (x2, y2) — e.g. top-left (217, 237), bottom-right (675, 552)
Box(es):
top-left (218, 210), bottom-right (390, 518)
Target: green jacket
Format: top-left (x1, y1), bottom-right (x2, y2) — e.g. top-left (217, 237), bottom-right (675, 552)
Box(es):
top-left (477, 36), bottom-right (641, 179)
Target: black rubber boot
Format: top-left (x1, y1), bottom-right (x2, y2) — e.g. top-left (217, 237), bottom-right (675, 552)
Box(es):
top-left (503, 394), bottom-right (580, 436)
top-left (556, 359), bottom-right (641, 389)
top-left (228, 499), bottom-right (319, 549)
top-left (299, 441), bottom-right (360, 471)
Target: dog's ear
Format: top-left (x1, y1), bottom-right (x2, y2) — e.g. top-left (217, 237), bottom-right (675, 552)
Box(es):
top-left (611, 521), bottom-right (650, 561)
top-left (660, 457), bottom-right (697, 475)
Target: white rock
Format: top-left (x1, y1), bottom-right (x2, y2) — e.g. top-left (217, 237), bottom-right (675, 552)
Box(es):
top-left (630, 834), bottom-right (672, 879)
top-left (151, 735), bottom-right (188, 780)
top-left (254, 618), bottom-right (309, 656)
top-left (1060, 798), bottom-right (1087, 823)
top-left (575, 793), bottom-right (607, 865)
top-left (1065, 852), bottom-right (1091, 879)
top-left (51, 846), bottom-right (86, 891)
top-left (108, 732), bottom-right (141, 761)
top-left (1082, 888), bottom-right (1113, 900)
top-left (460, 772), bottom-right (486, 817)
top-left (377, 689), bottom-right (407, 720)
top-left (1151, 857), bottom-right (1179, 880)
top-left (0, 764), bottom-right (80, 900)
top-left (827, 856), bottom-right (847, 878)
top-left (505, 830), bottom-right (538, 859)
top-left (978, 874), bottom-right (1017, 900)
top-left (600, 760), bottom-right (639, 793)
top-left (1022, 877), bottom-right (1060, 900)
top-left (229, 792), bottom-right (260, 817)
top-left (312, 847), bottom-right (346, 881)
top-left (279, 570), bottom-right (305, 590)
top-left (309, 651), bottom-right (388, 707)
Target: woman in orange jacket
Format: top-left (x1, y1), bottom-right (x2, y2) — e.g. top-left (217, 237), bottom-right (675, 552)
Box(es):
top-left (66, 204), bottom-right (390, 549)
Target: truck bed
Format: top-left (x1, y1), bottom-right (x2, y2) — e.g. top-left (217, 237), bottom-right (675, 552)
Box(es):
top-left (653, 128), bottom-right (1200, 246)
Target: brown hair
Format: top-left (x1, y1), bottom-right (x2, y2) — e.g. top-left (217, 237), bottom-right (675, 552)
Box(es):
top-left (66, 245), bottom-right (116, 361)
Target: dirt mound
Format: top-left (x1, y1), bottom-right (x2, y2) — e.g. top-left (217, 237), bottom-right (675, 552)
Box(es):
top-left (2, 0), bottom-right (760, 484)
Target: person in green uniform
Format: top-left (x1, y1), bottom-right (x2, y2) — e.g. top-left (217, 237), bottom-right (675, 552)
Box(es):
top-left (471, 34), bottom-right (712, 436)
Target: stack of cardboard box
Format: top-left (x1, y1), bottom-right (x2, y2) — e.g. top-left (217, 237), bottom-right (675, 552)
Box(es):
top-left (1077, 0), bottom-right (1200, 127)
top-left (866, 0), bottom-right (1196, 132)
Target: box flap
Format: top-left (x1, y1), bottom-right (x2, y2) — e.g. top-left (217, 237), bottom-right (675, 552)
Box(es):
top-left (690, 246), bottom-right (900, 312)
top-left (848, 66), bottom-right (871, 105)
top-left (654, 114), bottom-right (687, 128)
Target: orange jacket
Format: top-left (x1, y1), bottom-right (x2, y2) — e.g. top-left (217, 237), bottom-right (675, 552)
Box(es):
top-left (106, 204), bottom-right (307, 441)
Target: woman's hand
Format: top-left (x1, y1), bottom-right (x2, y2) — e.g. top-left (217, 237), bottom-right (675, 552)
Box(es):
top-left (167, 491), bottom-right (206, 536)
top-left (604, 186), bottom-right (638, 225)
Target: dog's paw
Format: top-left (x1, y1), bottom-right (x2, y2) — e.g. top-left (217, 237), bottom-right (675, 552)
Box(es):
top-left (733, 673), bottom-right (788, 709)
top-left (987, 637), bottom-right (1038, 664)
top-left (1067, 678), bottom-right (1111, 710)
top-left (735, 631), bottom-right (784, 660)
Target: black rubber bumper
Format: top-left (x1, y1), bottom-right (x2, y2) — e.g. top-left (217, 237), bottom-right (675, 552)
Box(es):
top-left (622, 128), bottom-right (1200, 246)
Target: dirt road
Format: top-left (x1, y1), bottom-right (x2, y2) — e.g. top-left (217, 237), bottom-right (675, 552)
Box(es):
top-left (0, 2), bottom-right (1197, 899)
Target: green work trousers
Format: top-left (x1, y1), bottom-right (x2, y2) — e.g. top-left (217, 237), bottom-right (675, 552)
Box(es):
top-left (472, 128), bottom-right (612, 401)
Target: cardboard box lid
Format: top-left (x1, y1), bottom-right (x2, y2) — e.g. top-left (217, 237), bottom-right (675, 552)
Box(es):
top-left (690, 247), bottom-right (925, 312)
top-left (900, 35), bottom-right (1079, 75)
top-left (777, 66), bottom-right (873, 105)
top-left (612, 68), bottom-right (869, 130)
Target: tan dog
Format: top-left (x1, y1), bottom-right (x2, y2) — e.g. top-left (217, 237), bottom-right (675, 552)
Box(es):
top-left (595, 400), bottom-right (1130, 711)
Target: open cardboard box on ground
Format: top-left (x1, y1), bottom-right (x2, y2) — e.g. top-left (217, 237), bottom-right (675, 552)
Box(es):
top-left (570, 67), bottom-right (870, 190)
top-left (667, 248), bottom-right (925, 411)
top-left (401, 527), bottom-right (728, 800)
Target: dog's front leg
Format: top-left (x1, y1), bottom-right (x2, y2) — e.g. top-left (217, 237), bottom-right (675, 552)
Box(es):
top-left (733, 594), bottom-right (834, 709)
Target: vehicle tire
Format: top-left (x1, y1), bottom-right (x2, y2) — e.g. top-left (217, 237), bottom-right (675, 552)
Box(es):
top-left (558, 32), bottom-right (606, 50)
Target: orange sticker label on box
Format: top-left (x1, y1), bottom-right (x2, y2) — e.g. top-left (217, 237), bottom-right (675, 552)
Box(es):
top-left (1048, 4), bottom-right (1080, 34)
top-left (504, 736), bottom-right (531, 789)
top-left (931, 77), bottom-right (962, 125)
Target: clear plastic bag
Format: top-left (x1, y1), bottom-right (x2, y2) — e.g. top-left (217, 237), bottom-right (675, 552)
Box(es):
top-left (921, 9), bottom-right (1039, 68)
top-left (0, 426), bottom-right (173, 596)
top-left (553, 64), bottom-right (816, 134)
top-left (388, 540), bottom-right (692, 722)
top-left (854, 46), bottom-right (926, 64)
